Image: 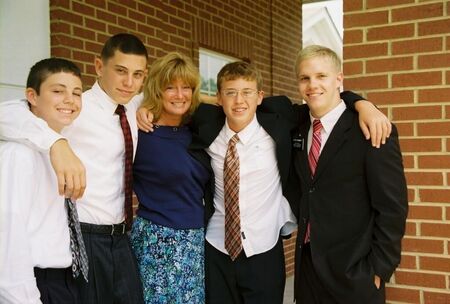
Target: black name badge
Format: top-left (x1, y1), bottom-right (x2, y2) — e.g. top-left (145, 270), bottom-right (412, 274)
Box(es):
top-left (292, 135), bottom-right (304, 150)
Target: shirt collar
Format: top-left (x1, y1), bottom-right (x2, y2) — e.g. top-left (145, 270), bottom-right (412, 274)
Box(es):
top-left (224, 115), bottom-right (259, 146)
top-left (90, 81), bottom-right (122, 116)
top-left (310, 100), bottom-right (346, 134)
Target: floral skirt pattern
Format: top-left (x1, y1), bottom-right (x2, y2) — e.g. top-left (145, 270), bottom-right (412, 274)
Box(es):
top-left (130, 216), bottom-right (205, 304)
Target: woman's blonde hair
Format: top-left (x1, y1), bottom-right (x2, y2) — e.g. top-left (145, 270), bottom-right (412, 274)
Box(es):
top-left (142, 52), bottom-right (200, 123)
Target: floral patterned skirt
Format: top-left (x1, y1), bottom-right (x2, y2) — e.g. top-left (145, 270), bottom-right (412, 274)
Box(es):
top-left (130, 216), bottom-right (205, 304)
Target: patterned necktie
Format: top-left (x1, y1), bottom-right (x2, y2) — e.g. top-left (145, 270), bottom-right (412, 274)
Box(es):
top-left (305, 119), bottom-right (323, 243)
top-left (115, 105), bottom-right (134, 231)
top-left (65, 198), bottom-right (89, 282)
top-left (224, 134), bottom-right (242, 261)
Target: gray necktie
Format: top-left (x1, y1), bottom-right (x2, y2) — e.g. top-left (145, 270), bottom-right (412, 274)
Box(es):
top-left (65, 198), bottom-right (89, 282)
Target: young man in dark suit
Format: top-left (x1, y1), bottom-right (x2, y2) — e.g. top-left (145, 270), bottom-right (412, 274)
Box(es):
top-left (292, 45), bottom-right (408, 304)
top-left (188, 61), bottom-right (392, 304)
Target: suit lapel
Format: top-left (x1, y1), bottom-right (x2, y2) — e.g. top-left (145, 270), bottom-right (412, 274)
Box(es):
top-left (313, 109), bottom-right (355, 181)
top-left (293, 118), bottom-right (311, 184)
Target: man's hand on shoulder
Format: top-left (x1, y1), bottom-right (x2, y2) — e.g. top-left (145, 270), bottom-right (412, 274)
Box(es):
top-left (50, 139), bottom-right (86, 200)
top-left (136, 107), bottom-right (154, 132)
top-left (355, 100), bottom-right (392, 148)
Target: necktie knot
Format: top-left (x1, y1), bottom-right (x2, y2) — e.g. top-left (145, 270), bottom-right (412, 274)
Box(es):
top-left (229, 134), bottom-right (239, 146)
top-left (312, 119), bottom-right (322, 134)
top-left (115, 104), bottom-right (125, 116)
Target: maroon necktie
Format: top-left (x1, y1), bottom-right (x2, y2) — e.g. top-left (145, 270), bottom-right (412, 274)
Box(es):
top-left (115, 105), bottom-right (133, 231)
top-left (305, 119), bottom-right (322, 243)
top-left (224, 134), bottom-right (242, 260)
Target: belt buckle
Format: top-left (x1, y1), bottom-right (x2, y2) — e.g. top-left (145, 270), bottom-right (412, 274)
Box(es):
top-left (121, 224), bottom-right (126, 234)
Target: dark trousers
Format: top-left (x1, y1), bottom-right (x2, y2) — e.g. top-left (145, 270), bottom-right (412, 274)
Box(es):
top-left (296, 243), bottom-right (386, 304)
top-left (34, 267), bottom-right (79, 304)
top-left (205, 237), bottom-right (285, 304)
top-left (77, 224), bottom-right (144, 304)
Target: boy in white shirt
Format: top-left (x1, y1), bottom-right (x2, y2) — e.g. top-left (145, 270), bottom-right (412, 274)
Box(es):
top-left (0, 58), bottom-right (84, 304)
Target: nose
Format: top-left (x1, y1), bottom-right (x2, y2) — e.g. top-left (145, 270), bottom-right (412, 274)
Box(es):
top-left (124, 73), bottom-right (133, 87)
top-left (175, 87), bottom-right (183, 98)
top-left (63, 92), bottom-right (74, 104)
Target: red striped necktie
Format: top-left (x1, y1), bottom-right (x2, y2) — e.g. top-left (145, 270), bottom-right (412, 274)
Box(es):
top-left (305, 119), bottom-right (323, 243)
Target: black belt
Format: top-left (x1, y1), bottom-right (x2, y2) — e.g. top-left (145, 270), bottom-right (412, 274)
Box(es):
top-left (34, 267), bottom-right (72, 280)
top-left (80, 222), bottom-right (127, 236)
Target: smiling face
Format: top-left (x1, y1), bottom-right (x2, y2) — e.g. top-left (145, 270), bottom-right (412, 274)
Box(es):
top-left (158, 78), bottom-right (192, 126)
top-left (27, 72), bottom-right (82, 133)
top-left (217, 78), bottom-right (264, 132)
top-left (95, 50), bottom-right (148, 105)
top-left (297, 55), bottom-right (343, 118)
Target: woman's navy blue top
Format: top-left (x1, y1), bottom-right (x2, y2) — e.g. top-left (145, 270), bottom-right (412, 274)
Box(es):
top-left (133, 125), bottom-right (209, 229)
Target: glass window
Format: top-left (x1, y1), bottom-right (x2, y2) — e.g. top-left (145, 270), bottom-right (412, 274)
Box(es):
top-left (199, 49), bottom-right (237, 96)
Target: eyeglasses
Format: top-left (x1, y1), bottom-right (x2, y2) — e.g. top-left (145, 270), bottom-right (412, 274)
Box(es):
top-left (221, 89), bottom-right (259, 99)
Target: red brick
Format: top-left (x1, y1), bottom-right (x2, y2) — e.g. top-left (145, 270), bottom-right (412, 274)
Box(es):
top-left (84, 0), bottom-right (106, 9)
top-left (118, 16), bottom-right (136, 30)
top-left (366, 90), bottom-right (414, 106)
top-left (419, 189), bottom-right (450, 203)
top-left (51, 8), bottom-right (84, 24)
top-left (108, 2), bottom-right (127, 15)
top-left (399, 138), bottom-right (441, 153)
top-left (401, 154), bottom-right (414, 168)
top-left (405, 221), bottom-right (416, 236)
top-left (50, 21), bottom-right (71, 34)
top-left (447, 71), bottom-right (450, 85)
top-left (424, 291), bottom-right (450, 304)
top-left (344, 11), bottom-right (388, 27)
top-left (343, 29), bottom-right (363, 44)
top-left (398, 254), bottom-right (417, 270)
top-left (385, 286), bottom-right (421, 303)
top-left (395, 271), bottom-right (446, 288)
top-left (344, 43), bottom-right (388, 59)
top-left (366, 56), bottom-right (413, 73)
top-left (395, 122), bottom-right (414, 137)
top-left (73, 50), bottom-right (95, 62)
top-left (418, 122), bottom-right (450, 136)
top-left (392, 3), bottom-right (443, 21)
top-left (408, 205), bottom-right (443, 220)
top-left (405, 172), bottom-right (443, 186)
top-left (392, 105), bottom-right (442, 120)
top-left (343, 61), bottom-right (363, 75)
top-left (419, 155), bottom-right (450, 169)
top-left (96, 9), bottom-right (116, 23)
top-left (407, 188), bottom-right (415, 203)
top-left (447, 207), bottom-right (450, 220)
top-left (421, 223), bottom-right (450, 238)
top-left (420, 256), bottom-right (450, 272)
top-left (128, 10), bottom-right (146, 23)
top-left (402, 237), bottom-right (443, 254)
top-left (51, 47), bottom-right (72, 58)
top-left (419, 88), bottom-right (450, 103)
top-left (392, 71), bottom-right (442, 88)
top-left (392, 37), bottom-right (443, 55)
top-left (343, 0), bottom-right (362, 11)
top-left (137, 2), bottom-right (155, 16)
top-left (367, 24), bottom-right (414, 41)
top-left (418, 53), bottom-right (450, 69)
top-left (52, 34), bottom-right (84, 49)
top-left (344, 75), bottom-right (388, 90)
top-left (419, 19), bottom-right (450, 36)
top-left (367, 0), bottom-right (414, 9)
top-left (447, 35), bottom-right (450, 50)
top-left (73, 26), bottom-right (96, 40)
top-left (72, 2), bottom-right (95, 15)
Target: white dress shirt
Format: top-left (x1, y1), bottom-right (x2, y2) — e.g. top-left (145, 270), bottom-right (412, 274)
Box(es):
top-left (308, 100), bottom-right (347, 153)
top-left (0, 83), bottom-right (142, 224)
top-left (0, 141), bottom-right (72, 304)
top-left (206, 115), bottom-right (297, 257)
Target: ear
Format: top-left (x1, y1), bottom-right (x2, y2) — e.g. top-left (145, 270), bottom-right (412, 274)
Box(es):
top-left (256, 90), bottom-right (264, 106)
top-left (336, 71), bottom-right (344, 89)
top-left (216, 92), bottom-right (223, 106)
top-left (25, 88), bottom-right (38, 106)
top-left (94, 57), bottom-right (104, 77)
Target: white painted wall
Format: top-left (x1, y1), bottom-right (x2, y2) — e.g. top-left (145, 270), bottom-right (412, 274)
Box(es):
top-left (0, 0), bottom-right (50, 101)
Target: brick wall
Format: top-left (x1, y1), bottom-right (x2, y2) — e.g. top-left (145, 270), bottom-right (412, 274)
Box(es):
top-left (344, 1), bottom-right (450, 303)
top-left (49, 0), bottom-right (301, 277)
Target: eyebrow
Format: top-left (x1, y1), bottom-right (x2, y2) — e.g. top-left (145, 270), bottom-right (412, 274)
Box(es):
top-left (50, 83), bottom-right (83, 91)
top-left (114, 65), bottom-right (145, 73)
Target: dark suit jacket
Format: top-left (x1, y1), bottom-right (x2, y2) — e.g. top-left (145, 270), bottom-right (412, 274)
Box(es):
top-left (292, 108), bottom-right (408, 303)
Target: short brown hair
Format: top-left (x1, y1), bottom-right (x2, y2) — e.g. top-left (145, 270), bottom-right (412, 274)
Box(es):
top-left (216, 61), bottom-right (263, 92)
top-left (142, 52), bottom-right (200, 123)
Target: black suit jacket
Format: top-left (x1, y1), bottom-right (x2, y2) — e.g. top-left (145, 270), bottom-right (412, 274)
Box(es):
top-left (292, 108), bottom-right (408, 303)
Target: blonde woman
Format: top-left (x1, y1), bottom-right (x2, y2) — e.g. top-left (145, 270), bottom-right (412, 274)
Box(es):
top-left (130, 52), bottom-right (209, 303)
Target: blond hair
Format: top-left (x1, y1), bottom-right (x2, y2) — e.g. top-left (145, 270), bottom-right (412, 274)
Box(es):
top-left (295, 45), bottom-right (342, 79)
top-left (142, 52), bottom-right (200, 123)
